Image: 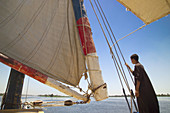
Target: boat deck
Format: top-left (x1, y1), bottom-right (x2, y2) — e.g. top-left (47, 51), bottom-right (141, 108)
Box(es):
top-left (0, 109), bottom-right (44, 113)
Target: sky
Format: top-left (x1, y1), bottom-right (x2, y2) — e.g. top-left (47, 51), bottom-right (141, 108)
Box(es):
top-left (0, 0), bottom-right (170, 96)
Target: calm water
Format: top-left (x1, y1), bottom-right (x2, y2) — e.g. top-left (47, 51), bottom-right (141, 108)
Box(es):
top-left (0, 96), bottom-right (170, 113)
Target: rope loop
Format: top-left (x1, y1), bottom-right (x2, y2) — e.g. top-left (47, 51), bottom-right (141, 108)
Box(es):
top-left (92, 83), bottom-right (106, 93)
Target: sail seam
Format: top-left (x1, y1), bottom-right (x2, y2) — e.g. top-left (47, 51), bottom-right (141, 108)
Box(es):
top-left (1, 0), bottom-right (48, 52)
top-left (66, 0), bottom-right (75, 81)
top-left (24, 0), bottom-right (59, 63)
top-left (0, 0), bottom-right (27, 28)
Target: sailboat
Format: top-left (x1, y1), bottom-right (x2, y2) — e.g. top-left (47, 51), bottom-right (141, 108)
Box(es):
top-left (0, 0), bottom-right (169, 113)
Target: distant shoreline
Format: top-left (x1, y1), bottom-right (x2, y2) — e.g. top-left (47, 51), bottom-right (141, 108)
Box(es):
top-left (0, 93), bottom-right (170, 97)
top-left (109, 94), bottom-right (170, 97)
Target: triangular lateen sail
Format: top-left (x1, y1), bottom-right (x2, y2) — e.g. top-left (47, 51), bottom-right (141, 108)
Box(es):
top-left (0, 0), bottom-right (86, 86)
top-left (0, 0), bottom-right (108, 102)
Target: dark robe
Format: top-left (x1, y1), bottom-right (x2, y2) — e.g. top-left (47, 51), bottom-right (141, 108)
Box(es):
top-left (133, 62), bottom-right (159, 113)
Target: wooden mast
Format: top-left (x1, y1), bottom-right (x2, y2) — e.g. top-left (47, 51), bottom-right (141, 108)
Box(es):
top-left (1, 69), bottom-right (25, 109)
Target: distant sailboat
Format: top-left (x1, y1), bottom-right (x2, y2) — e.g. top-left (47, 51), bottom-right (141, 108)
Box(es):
top-left (0, 0), bottom-right (169, 113)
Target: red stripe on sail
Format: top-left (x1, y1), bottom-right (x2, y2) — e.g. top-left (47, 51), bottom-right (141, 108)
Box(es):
top-left (77, 17), bottom-right (96, 55)
top-left (0, 53), bottom-right (48, 84)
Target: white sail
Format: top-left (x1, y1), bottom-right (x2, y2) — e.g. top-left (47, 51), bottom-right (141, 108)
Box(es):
top-left (117, 0), bottom-right (170, 24)
top-left (86, 54), bottom-right (108, 101)
top-left (0, 0), bottom-right (86, 86)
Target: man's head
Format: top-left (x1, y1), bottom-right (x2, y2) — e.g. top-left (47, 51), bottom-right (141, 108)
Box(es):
top-left (130, 54), bottom-right (139, 64)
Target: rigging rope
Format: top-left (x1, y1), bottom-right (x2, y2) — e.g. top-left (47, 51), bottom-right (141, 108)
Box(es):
top-left (79, 0), bottom-right (92, 95)
top-left (25, 77), bottom-right (30, 103)
top-left (89, 0), bottom-right (131, 92)
top-left (88, 1), bottom-right (131, 111)
top-left (96, 0), bottom-right (135, 85)
top-left (89, 0), bottom-right (132, 111)
top-left (22, 99), bottom-right (89, 108)
top-left (93, 0), bottom-right (131, 89)
top-left (89, 0), bottom-right (139, 112)
top-left (111, 53), bottom-right (131, 111)
top-left (94, 1), bottom-right (139, 111)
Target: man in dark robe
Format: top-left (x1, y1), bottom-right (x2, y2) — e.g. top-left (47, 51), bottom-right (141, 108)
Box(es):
top-left (126, 54), bottom-right (159, 113)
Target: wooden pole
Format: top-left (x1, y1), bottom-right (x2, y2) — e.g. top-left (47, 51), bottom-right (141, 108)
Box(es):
top-left (0, 53), bottom-right (88, 102)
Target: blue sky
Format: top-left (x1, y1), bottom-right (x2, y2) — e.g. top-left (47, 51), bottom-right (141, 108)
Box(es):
top-left (0, 0), bottom-right (170, 96)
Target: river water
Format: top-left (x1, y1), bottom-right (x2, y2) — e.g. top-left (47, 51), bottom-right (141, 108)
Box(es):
top-left (0, 96), bottom-right (170, 113)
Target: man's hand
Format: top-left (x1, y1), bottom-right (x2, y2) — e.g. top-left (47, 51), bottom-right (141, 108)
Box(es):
top-left (125, 63), bottom-right (133, 73)
top-left (125, 63), bottom-right (129, 67)
top-left (135, 90), bottom-right (139, 97)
